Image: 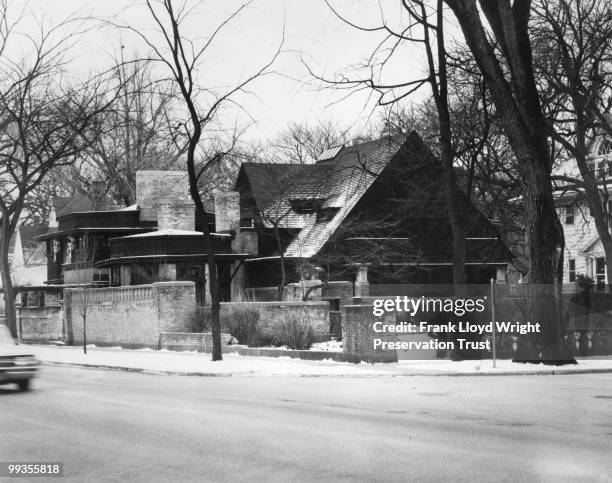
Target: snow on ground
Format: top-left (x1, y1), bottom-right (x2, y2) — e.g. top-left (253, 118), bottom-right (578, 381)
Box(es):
top-left (23, 344), bottom-right (612, 377)
top-left (311, 340), bottom-right (343, 352)
top-left (257, 340), bottom-right (343, 352)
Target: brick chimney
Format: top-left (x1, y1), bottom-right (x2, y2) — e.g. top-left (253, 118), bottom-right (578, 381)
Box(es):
top-left (136, 170), bottom-right (189, 223)
top-left (90, 179), bottom-right (106, 211)
top-left (157, 197), bottom-right (195, 231)
top-left (214, 191), bottom-right (240, 251)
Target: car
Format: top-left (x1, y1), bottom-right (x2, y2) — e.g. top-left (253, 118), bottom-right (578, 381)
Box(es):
top-left (0, 324), bottom-right (39, 391)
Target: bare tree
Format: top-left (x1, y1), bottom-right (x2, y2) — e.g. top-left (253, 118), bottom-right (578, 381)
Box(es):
top-left (70, 233), bottom-right (99, 354)
top-left (0, 3), bottom-right (118, 337)
top-left (442, 0), bottom-right (574, 363)
top-left (533, 0), bottom-right (612, 284)
top-left (84, 55), bottom-right (186, 206)
top-left (272, 121), bottom-right (351, 164)
top-left (317, 1), bottom-right (495, 293)
top-left (237, 162), bottom-right (300, 300)
top-left (117, 0), bottom-right (282, 360)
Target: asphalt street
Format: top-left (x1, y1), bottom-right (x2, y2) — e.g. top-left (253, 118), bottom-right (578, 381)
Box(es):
top-left (1, 366), bottom-right (611, 482)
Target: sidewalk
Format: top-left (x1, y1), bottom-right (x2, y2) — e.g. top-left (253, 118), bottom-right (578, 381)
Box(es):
top-left (22, 344), bottom-right (612, 377)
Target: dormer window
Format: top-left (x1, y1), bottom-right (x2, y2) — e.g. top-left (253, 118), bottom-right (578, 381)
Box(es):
top-left (316, 145), bottom-right (344, 162)
top-left (290, 198), bottom-right (324, 213)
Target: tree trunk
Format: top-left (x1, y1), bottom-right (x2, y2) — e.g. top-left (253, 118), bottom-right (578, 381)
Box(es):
top-left (83, 309), bottom-right (87, 355)
top-left (197, 208), bottom-right (222, 362)
top-left (515, 156), bottom-right (573, 363)
top-left (440, 109), bottom-right (467, 293)
top-left (207, 248), bottom-right (222, 361)
top-left (0, 233), bottom-right (17, 338)
top-left (444, 0), bottom-right (574, 364)
top-left (429, 0), bottom-right (468, 293)
top-left (0, 243), bottom-right (17, 338)
top-left (274, 226), bottom-right (286, 301)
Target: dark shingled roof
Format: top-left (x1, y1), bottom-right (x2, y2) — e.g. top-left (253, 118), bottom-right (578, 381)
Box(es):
top-left (53, 193), bottom-right (118, 217)
top-left (236, 132), bottom-right (512, 264)
top-left (239, 163), bottom-right (309, 211)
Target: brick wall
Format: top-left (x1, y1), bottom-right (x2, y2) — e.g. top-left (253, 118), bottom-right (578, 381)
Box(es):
top-left (243, 287), bottom-right (279, 301)
top-left (18, 305), bottom-right (63, 341)
top-left (155, 282), bottom-right (197, 333)
top-left (66, 282), bottom-right (196, 348)
top-left (159, 332), bottom-right (233, 352)
top-left (322, 281), bottom-right (354, 307)
top-left (342, 304), bottom-right (398, 363)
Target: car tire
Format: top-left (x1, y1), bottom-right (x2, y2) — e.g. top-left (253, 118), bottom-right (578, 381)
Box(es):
top-left (17, 379), bottom-right (31, 391)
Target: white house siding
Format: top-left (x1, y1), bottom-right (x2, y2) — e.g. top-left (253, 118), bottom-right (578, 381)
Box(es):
top-left (560, 203), bottom-right (605, 284)
top-left (555, 133), bottom-right (612, 286)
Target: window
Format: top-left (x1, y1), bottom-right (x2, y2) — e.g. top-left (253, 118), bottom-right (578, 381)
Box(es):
top-left (596, 257), bottom-right (606, 290)
top-left (289, 198), bottom-right (324, 214)
top-left (568, 259), bottom-right (576, 283)
top-left (565, 205), bottom-right (575, 225)
top-left (598, 162), bottom-right (607, 179)
top-left (240, 217), bottom-right (254, 228)
top-left (598, 139), bottom-right (612, 156)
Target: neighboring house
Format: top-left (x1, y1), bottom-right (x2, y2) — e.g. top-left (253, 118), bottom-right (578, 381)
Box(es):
top-left (0, 225), bottom-right (48, 288)
top-left (37, 171), bottom-right (241, 305)
top-left (554, 134), bottom-right (612, 289)
top-left (235, 132), bottom-right (512, 291)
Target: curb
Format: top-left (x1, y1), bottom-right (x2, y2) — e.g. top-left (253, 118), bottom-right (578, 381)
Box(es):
top-left (40, 361), bottom-right (612, 378)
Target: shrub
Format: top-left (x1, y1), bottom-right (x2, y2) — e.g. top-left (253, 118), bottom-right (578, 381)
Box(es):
top-left (223, 306), bottom-right (261, 346)
top-left (274, 312), bottom-right (315, 350)
top-left (186, 307), bottom-right (210, 333)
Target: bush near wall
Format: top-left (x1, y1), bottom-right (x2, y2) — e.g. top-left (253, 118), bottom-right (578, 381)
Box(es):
top-left (222, 306), bottom-right (261, 346)
top-left (274, 313), bottom-right (315, 350)
top-left (214, 301), bottom-right (330, 348)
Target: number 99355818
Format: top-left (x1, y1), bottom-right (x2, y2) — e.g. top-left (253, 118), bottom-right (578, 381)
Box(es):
top-left (0, 462), bottom-right (63, 477)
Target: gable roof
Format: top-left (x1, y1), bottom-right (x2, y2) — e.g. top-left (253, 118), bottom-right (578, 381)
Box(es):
top-left (239, 163), bottom-right (308, 212)
top-left (284, 135), bottom-right (406, 257)
top-left (19, 225), bottom-right (47, 251)
top-left (9, 225), bottom-right (47, 267)
top-left (237, 134), bottom-right (406, 257)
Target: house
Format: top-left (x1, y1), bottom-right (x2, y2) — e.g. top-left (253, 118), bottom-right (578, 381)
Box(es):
top-left (36, 171), bottom-right (246, 304)
top-left (37, 187), bottom-right (147, 286)
top-left (33, 133), bottom-right (512, 307)
top-left (554, 132), bottom-right (612, 289)
top-left (233, 132), bottom-right (512, 297)
top-left (0, 225), bottom-right (48, 288)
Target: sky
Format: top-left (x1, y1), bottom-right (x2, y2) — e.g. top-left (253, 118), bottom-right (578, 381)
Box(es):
top-left (15, 0), bottom-right (441, 145)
